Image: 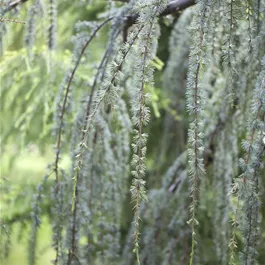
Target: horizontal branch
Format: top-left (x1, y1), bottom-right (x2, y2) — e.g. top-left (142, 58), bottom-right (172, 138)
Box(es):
top-left (2, 0), bottom-right (28, 15)
top-left (161, 0), bottom-right (196, 15)
top-left (124, 0), bottom-right (196, 27)
top-left (3, 0), bottom-right (196, 23)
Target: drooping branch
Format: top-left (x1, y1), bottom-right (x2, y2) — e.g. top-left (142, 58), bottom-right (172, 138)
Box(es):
top-left (54, 16), bottom-right (113, 185)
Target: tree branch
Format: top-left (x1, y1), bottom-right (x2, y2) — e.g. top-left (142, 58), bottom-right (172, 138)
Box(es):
top-left (2, 0), bottom-right (28, 15)
top-left (3, 0), bottom-right (196, 22)
top-left (161, 0), bottom-right (196, 15)
top-left (124, 0), bottom-right (196, 27)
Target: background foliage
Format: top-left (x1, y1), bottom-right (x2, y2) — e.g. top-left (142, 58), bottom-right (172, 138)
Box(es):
top-left (0, 0), bottom-right (265, 265)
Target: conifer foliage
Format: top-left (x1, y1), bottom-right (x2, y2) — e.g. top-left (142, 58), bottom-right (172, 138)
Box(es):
top-left (1, 0), bottom-right (265, 265)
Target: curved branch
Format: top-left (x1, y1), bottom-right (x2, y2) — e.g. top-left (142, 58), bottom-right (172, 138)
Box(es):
top-left (54, 16), bottom-right (113, 184)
